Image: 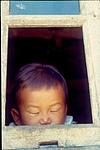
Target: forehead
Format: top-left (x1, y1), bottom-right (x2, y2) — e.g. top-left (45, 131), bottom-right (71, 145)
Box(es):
top-left (17, 85), bottom-right (65, 105)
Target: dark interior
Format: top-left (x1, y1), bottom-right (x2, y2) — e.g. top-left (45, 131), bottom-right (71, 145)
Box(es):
top-left (6, 27), bottom-right (92, 125)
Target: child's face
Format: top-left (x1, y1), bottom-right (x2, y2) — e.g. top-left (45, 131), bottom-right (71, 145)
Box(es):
top-left (11, 85), bottom-right (67, 125)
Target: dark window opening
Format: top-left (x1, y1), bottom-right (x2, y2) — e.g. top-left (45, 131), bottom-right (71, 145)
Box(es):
top-left (6, 27), bottom-right (92, 125)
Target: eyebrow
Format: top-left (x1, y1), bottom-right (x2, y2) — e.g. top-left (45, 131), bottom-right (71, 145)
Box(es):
top-left (27, 105), bottom-right (40, 108)
top-left (27, 103), bottom-right (61, 108)
top-left (50, 103), bottom-right (61, 107)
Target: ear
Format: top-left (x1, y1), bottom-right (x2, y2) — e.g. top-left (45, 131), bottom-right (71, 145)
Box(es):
top-left (11, 108), bottom-right (21, 125)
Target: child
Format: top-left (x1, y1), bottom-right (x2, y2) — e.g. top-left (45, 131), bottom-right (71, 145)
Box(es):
top-left (10, 63), bottom-right (73, 125)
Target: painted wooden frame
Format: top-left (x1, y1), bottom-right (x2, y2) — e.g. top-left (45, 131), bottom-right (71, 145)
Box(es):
top-left (1, 1), bottom-right (100, 149)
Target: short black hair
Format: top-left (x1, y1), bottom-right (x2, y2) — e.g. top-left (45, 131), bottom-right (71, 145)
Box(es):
top-left (12, 63), bottom-right (68, 109)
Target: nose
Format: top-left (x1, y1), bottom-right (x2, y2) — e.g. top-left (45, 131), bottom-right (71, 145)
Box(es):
top-left (39, 113), bottom-right (51, 125)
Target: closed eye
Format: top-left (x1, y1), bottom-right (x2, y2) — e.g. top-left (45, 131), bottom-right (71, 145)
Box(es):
top-left (50, 105), bottom-right (61, 112)
top-left (27, 110), bottom-right (40, 115)
top-left (26, 106), bottom-right (40, 115)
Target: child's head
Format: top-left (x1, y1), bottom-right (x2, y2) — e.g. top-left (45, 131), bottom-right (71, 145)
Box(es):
top-left (11, 63), bottom-right (68, 125)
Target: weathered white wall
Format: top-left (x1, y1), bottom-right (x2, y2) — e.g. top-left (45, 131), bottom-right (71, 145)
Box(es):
top-left (1, 1), bottom-right (100, 149)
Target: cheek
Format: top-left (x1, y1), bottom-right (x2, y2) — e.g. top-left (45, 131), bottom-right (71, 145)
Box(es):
top-left (50, 109), bottom-right (66, 123)
top-left (19, 108), bottom-right (39, 125)
top-left (20, 113), bottom-right (40, 125)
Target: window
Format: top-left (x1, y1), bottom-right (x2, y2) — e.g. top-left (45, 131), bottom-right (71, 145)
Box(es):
top-left (2, 1), bottom-right (100, 149)
top-left (6, 27), bottom-right (92, 125)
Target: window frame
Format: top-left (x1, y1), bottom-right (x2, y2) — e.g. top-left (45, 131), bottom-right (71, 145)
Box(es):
top-left (1, 1), bottom-right (100, 149)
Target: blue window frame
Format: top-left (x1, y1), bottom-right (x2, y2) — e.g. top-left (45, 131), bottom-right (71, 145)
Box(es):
top-left (9, 1), bottom-right (80, 15)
